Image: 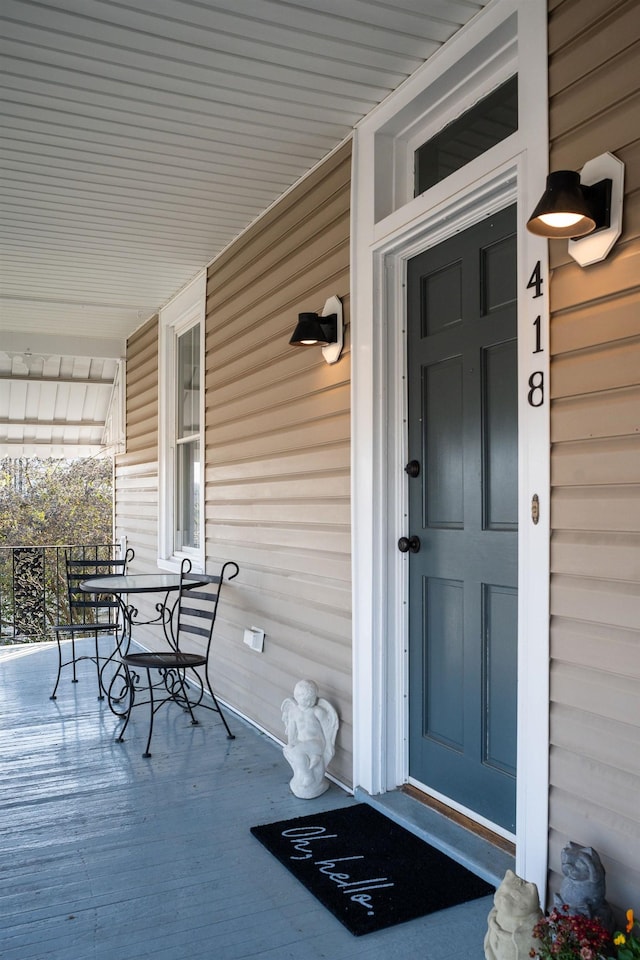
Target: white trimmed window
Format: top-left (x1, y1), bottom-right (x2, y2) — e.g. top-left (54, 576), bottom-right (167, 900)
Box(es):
top-left (158, 270), bottom-right (206, 571)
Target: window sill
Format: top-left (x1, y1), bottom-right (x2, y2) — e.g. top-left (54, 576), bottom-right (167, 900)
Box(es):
top-left (157, 556), bottom-right (204, 574)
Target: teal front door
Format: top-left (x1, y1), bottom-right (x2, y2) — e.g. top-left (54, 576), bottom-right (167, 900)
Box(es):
top-left (406, 206), bottom-right (518, 833)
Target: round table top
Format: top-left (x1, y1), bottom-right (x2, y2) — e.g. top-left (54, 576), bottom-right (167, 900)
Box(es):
top-left (79, 573), bottom-right (196, 594)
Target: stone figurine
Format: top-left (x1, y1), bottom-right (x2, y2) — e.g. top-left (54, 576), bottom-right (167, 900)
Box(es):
top-left (484, 869), bottom-right (542, 960)
top-left (281, 680), bottom-right (339, 799)
top-left (553, 841), bottom-right (614, 932)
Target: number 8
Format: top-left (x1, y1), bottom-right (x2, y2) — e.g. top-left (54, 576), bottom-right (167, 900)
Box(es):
top-left (528, 371), bottom-right (544, 407)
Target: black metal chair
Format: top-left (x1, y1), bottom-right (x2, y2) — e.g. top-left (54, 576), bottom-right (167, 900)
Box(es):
top-left (50, 548), bottom-right (134, 700)
top-left (116, 558), bottom-right (239, 757)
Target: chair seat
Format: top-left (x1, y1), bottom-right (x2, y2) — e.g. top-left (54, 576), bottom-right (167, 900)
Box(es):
top-left (53, 621), bottom-right (120, 634)
top-left (123, 651), bottom-right (206, 669)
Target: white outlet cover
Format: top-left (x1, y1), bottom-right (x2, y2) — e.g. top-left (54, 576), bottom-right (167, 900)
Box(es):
top-left (243, 627), bottom-right (265, 652)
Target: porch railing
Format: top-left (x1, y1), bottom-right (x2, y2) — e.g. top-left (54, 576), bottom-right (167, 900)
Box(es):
top-left (0, 543), bottom-right (123, 644)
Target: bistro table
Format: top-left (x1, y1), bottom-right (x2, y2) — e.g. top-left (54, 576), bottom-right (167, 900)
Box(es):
top-left (80, 571), bottom-right (205, 714)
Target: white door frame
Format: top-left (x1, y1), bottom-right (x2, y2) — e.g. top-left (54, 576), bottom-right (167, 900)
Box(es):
top-left (351, 0), bottom-right (551, 897)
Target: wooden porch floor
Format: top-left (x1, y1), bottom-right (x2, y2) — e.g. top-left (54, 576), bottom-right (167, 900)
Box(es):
top-left (0, 641), bottom-right (492, 960)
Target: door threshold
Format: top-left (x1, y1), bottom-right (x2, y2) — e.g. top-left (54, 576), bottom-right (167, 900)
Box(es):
top-left (403, 784), bottom-right (516, 855)
top-left (354, 785), bottom-right (514, 889)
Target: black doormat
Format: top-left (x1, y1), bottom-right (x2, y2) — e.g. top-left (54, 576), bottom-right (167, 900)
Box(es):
top-left (250, 803), bottom-right (494, 936)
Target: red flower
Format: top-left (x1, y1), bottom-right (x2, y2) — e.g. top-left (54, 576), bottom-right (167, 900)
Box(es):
top-left (530, 904), bottom-right (611, 960)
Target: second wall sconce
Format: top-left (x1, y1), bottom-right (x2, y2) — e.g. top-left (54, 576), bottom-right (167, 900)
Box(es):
top-left (289, 295), bottom-right (343, 364)
top-left (526, 151), bottom-right (625, 267)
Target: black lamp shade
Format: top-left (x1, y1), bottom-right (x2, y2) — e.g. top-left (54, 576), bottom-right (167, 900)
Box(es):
top-left (289, 312), bottom-right (337, 346)
top-left (527, 170), bottom-right (597, 239)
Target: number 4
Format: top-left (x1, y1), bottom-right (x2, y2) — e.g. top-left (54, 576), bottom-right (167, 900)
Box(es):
top-left (527, 261), bottom-right (543, 299)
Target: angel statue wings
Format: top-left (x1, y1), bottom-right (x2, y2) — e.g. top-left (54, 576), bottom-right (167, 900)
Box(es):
top-left (281, 679), bottom-right (339, 798)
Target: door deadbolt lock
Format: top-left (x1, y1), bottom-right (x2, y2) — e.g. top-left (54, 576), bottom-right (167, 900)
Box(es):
top-left (405, 460), bottom-right (420, 478)
top-left (398, 535), bottom-right (421, 554)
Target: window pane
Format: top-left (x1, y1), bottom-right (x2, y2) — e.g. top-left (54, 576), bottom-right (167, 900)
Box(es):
top-left (415, 76), bottom-right (518, 196)
top-left (176, 438), bottom-right (200, 550)
top-left (177, 324), bottom-right (200, 438)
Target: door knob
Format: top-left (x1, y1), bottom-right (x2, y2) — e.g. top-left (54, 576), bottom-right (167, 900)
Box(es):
top-left (398, 536), bottom-right (421, 554)
top-left (405, 460), bottom-right (420, 478)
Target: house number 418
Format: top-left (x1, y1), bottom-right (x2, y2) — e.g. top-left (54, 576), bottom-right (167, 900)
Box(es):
top-left (527, 261), bottom-right (544, 408)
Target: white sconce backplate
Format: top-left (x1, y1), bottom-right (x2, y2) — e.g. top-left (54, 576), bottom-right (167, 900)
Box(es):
top-left (321, 295), bottom-right (343, 364)
top-left (568, 152), bottom-right (625, 267)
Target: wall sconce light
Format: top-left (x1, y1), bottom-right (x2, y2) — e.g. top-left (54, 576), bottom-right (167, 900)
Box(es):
top-left (526, 152), bottom-right (624, 267)
top-left (289, 295), bottom-right (343, 364)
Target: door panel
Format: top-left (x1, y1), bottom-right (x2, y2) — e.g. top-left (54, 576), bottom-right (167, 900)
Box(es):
top-left (424, 576), bottom-right (464, 750)
top-left (424, 358), bottom-right (464, 527)
top-left (407, 205), bottom-right (518, 833)
top-left (484, 340), bottom-right (518, 530)
top-left (483, 583), bottom-right (518, 775)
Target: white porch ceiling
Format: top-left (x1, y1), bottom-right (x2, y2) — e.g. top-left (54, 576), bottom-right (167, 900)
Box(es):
top-left (0, 0), bottom-right (487, 456)
top-left (0, 350), bottom-right (119, 457)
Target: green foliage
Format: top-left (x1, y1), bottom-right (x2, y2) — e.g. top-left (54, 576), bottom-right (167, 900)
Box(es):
top-left (0, 458), bottom-right (114, 641)
top-left (609, 911), bottom-right (640, 960)
top-left (0, 457), bottom-right (113, 547)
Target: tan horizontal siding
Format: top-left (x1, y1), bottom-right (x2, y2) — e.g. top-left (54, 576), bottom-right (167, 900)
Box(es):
top-left (550, 738), bottom-right (640, 831)
top-left (552, 531), bottom-right (640, 581)
top-left (550, 242), bottom-right (640, 313)
top-left (548, 0), bottom-right (639, 87)
top-left (205, 258), bottom-right (350, 389)
top-left (551, 339), bottom-right (640, 399)
top-left (549, 672), bottom-right (640, 902)
top-left (207, 358), bottom-right (348, 421)
top-left (126, 377), bottom-right (159, 411)
top-left (552, 485), bottom-right (640, 531)
top-left (115, 316), bottom-right (159, 576)
top-left (550, 90), bottom-right (640, 172)
top-left (551, 574), bottom-right (640, 632)
top-left (114, 461), bottom-right (158, 576)
top-left (204, 443), bottom-right (349, 482)
top-left (127, 401), bottom-right (160, 435)
top-left (125, 317), bottom-right (158, 368)
top-left (204, 142), bottom-right (353, 785)
top-left (552, 385), bottom-right (640, 441)
top-left (551, 288), bottom-right (640, 353)
top-left (552, 435), bottom-right (640, 486)
top-left (207, 382), bottom-right (350, 450)
top-left (552, 617), bottom-right (640, 681)
top-left (548, 0), bottom-right (640, 913)
top-left (207, 517), bottom-right (351, 557)
top-left (206, 413), bottom-right (350, 466)
top-left (125, 332), bottom-right (158, 371)
top-left (121, 317), bottom-right (158, 465)
top-left (210, 154), bottom-right (351, 296)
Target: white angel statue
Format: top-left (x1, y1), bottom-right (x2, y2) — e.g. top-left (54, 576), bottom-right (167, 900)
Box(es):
top-left (281, 679), bottom-right (339, 798)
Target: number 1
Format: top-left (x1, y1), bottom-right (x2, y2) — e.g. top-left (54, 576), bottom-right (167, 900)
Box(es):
top-left (533, 316), bottom-right (543, 354)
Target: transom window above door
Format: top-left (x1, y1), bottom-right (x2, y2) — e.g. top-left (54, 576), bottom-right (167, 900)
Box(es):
top-left (414, 75), bottom-right (518, 196)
